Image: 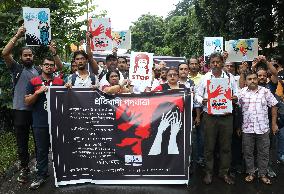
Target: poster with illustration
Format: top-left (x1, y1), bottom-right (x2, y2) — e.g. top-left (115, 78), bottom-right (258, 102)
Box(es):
top-left (204, 37), bottom-right (223, 63)
top-left (23, 7), bottom-right (51, 46)
top-left (225, 38), bottom-right (258, 62)
top-left (112, 30), bottom-right (131, 50)
top-left (207, 78), bottom-right (232, 115)
top-left (88, 18), bottom-right (112, 51)
top-left (129, 52), bottom-right (153, 90)
top-left (48, 88), bottom-right (191, 186)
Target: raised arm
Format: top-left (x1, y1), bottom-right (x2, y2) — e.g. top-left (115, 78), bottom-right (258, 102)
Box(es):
top-left (49, 41), bottom-right (63, 70)
top-left (2, 25), bottom-right (26, 67)
top-left (86, 32), bottom-right (99, 75)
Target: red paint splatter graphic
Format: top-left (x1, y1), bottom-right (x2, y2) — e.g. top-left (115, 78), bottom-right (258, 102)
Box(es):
top-left (116, 96), bottom-right (184, 155)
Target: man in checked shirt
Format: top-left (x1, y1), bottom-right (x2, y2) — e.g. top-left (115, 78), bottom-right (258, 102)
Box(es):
top-left (238, 71), bottom-right (278, 185)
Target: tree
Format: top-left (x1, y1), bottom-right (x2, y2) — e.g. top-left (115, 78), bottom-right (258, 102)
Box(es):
top-left (130, 14), bottom-right (167, 54)
top-left (0, 0), bottom-right (99, 113)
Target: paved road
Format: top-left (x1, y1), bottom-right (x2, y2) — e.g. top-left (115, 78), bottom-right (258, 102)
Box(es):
top-left (1, 155), bottom-right (284, 194)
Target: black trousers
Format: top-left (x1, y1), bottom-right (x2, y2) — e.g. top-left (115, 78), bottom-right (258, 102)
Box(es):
top-left (13, 110), bottom-right (33, 169)
top-left (203, 113), bottom-right (233, 176)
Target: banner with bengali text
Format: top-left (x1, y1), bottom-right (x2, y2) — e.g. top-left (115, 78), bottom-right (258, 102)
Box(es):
top-left (47, 87), bottom-right (192, 186)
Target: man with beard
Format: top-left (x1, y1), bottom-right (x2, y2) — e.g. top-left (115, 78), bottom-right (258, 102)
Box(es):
top-left (238, 71), bottom-right (278, 185)
top-left (1, 25), bottom-right (62, 183)
top-left (25, 57), bottom-right (64, 189)
top-left (196, 52), bottom-right (238, 185)
top-left (65, 50), bottom-right (97, 88)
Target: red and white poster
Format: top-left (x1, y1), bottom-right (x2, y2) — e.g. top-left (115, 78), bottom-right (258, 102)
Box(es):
top-left (207, 78), bottom-right (232, 115)
top-left (88, 18), bottom-right (112, 51)
top-left (129, 52), bottom-right (153, 89)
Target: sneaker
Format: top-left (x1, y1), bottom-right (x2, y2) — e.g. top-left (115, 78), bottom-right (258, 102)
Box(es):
top-left (17, 168), bottom-right (30, 183)
top-left (29, 176), bottom-right (47, 190)
top-left (267, 166), bottom-right (277, 178)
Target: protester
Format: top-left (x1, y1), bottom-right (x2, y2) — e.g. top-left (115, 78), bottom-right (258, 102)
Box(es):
top-left (238, 71), bottom-right (278, 185)
top-left (98, 54), bottom-right (124, 90)
top-left (153, 67), bottom-right (186, 91)
top-left (65, 50), bottom-right (97, 89)
top-left (102, 69), bottom-right (130, 94)
top-left (178, 62), bottom-right (195, 88)
top-left (25, 57), bottom-right (64, 189)
top-left (1, 25), bottom-right (62, 183)
top-left (188, 57), bottom-right (204, 86)
top-left (117, 56), bottom-right (129, 79)
top-left (158, 60), bottom-right (167, 69)
top-left (252, 56), bottom-right (279, 178)
top-left (196, 52), bottom-right (237, 185)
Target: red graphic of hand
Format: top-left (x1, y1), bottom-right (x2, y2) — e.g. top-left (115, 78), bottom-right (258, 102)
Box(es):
top-left (92, 24), bottom-right (104, 36)
top-left (208, 85), bottom-right (223, 98)
top-left (224, 88), bottom-right (232, 100)
top-left (105, 27), bottom-right (112, 39)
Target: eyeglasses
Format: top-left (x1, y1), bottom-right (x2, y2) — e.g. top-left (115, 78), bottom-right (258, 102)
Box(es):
top-left (43, 63), bottom-right (55, 67)
top-left (167, 73), bottom-right (178, 77)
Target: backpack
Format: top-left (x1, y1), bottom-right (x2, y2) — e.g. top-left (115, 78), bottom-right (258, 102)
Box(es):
top-left (71, 73), bottom-right (96, 86)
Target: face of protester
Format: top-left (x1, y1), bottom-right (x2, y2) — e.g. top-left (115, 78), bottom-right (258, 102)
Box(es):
top-left (179, 63), bottom-right (189, 79)
top-left (98, 61), bottom-right (105, 69)
top-left (21, 49), bottom-right (34, 68)
top-left (167, 70), bottom-right (179, 85)
top-left (41, 59), bottom-right (55, 75)
top-left (71, 62), bottom-right (78, 73)
top-left (108, 72), bottom-right (119, 86)
top-left (189, 58), bottom-right (199, 73)
top-left (154, 68), bottom-right (161, 79)
top-left (74, 54), bottom-right (87, 70)
top-left (257, 69), bottom-right (268, 85)
top-left (246, 74), bottom-right (258, 90)
top-left (160, 70), bottom-right (167, 80)
top-left (118, 58), bottom-right (127, 71)
top-left (224, 62), bottom-right (235, 75)
top-left (158, 61), bottom-right (166, 69)
top-left (210, 56), bottom-right (223, 72)
top-left (106, 57), bottom-right (118, 70)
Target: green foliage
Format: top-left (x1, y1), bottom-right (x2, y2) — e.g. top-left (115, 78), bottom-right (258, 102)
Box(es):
top-left (131, 14), bottom-right (166, 53)
top-left (0, 131), bottom-right (35, 175)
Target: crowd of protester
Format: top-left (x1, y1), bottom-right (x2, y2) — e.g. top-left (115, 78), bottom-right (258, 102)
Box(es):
top-left (2, 26), bottom-right (284, 189)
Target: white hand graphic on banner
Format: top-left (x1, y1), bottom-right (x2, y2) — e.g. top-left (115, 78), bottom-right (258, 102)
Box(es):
top-left (148, 110), bottom-right (181, 155)
top-left (148, 110), bottom-right (173, 155)
top-left (168, 111), bottom-right (181, 154)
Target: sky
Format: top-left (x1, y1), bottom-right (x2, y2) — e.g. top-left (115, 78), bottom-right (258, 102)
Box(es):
top-left (90, 0), bottom-right (180, 31)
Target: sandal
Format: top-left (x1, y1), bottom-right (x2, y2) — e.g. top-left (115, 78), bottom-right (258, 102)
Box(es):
top-left (259, 175), bottom-right (272, 185)
top-left (245, 173), bottom-right (255, 183)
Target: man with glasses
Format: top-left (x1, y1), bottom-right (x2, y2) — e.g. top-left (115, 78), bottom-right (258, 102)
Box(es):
top-left (2, 25), bottom-right (62, 184)
top-left (25, 57), bottom-right (64, 189)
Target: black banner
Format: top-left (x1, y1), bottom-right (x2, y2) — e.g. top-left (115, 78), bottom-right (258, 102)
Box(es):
top-left (48, 87), bottom-right (192, 186)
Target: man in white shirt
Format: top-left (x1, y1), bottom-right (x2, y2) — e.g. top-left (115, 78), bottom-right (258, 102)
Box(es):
top-left (196, 52), bottom-right (237, 185)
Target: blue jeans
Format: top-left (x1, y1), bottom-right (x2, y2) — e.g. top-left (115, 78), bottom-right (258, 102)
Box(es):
top-left (277, 126), bottom-right (284, 160)
top-left (33, 127), bottom-right (50, 177)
